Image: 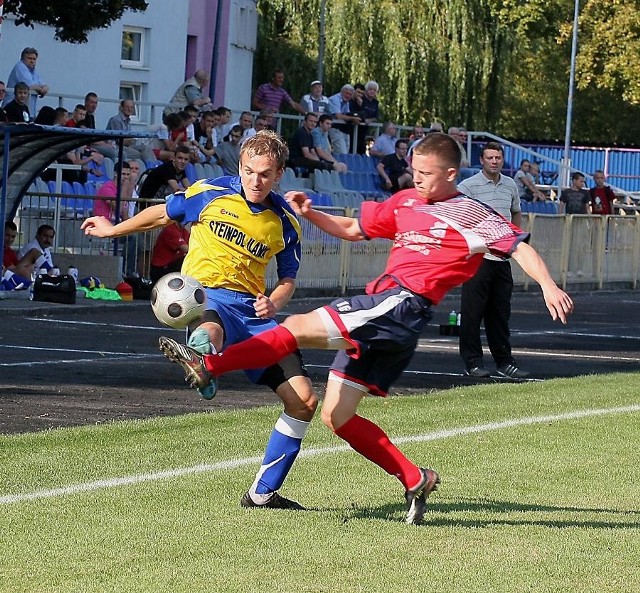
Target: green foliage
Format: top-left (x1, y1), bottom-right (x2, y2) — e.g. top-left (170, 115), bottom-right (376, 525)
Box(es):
top-left (254, 0), bottom-right (640, 144)
top-left (3, 0), bottom-right (148, 43)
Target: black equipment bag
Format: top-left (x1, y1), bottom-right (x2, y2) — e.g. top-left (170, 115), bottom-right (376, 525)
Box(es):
top-left (33, 274), bottom-right (76, 304)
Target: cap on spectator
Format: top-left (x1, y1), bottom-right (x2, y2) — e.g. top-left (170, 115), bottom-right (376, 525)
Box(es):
top-left (310, 80), bottom-right (322, 86)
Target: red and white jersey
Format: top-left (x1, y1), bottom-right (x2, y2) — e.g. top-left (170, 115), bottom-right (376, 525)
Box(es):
top-left (359, 190), bottom-right (529, 304)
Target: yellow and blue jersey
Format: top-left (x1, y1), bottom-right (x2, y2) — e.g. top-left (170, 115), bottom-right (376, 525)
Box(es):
top-left (165, 176), bottom-right (301, 296)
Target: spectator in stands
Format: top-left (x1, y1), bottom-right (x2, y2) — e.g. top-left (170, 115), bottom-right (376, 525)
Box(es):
top-left (3, 47), bottom-right (48, 114)
top-left (252, 69), bottom-right (305, 121)
top-left (447, 126), bottom-right (478, 181)
top-left (53, 108), bottom-right (68, 126)
top-left (300, 80), bottom-right (330, 114)
top-left (193, 110), bottom-right (219, 163)
top-left (234, 111), bottom-right (255, 144)
top-left (146, 112), bottom-right (188, 163)
top-left (214, 125), bottom-right (243, 175)
top-left (1, 221), bottom-right (35, 287)
top-left (327, 84), bottom-right (362, 154)
top-left (529, 161), bottom-right (542, 184)
top-left (560, 172), bottom-right (591, 214)
top-left (369, 121), bottom-right (398, 159)
top-left (290, 113), bottom-right (347, 174)
top-left (311, 114), bottom-right (347, 173)
top-left (215, 106), bottom-right (232, 141)
top-left (514, 159), bottom-right (546, 202)
top-left (138, 146), bottom-right (191, 209)
top-left (64, 104), bottom-right (87, 128)
top-left (350, 80), bottom-right (380, 154)
top-left (241, 113), bottom-right (271, 146)
top-left (17, 224), bottom-right (56, 273)
top-left (33, 106), bottom-right (56, 125)
top-left (457, 141), bottom-right (528, 380)
top-left (3, 221), bottom-right (19, 269)
top-left (0, 82), bottom-right (7, 123)
top-left (106, 99), bottom-right (153, 161)
top-left (123, 160), bottom-right (142, 275)
top-left (94, 161), bottom-right (135, 222)
top-left (589, 170), bottom-right (617, 215)
top-left (4, 82), bottom-right (31, 123)
top-left (408, 125), bottom-right (425, 147)
top-left (376, 139), bottom-right (413, 191)
top-left (81, 92), bottom-right (119, 159)
top-left (149, 222), bottom-right (190, 284)
top-left (82, 92), bottom-right (99, 128)
top-left (163, 70), bottom-right (212, 119)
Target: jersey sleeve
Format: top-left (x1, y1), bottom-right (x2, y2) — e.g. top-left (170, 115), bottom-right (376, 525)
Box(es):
top-left (273, 197), bottom-right (302, 279)
top-left (359, 193), bottom-right (404, 240)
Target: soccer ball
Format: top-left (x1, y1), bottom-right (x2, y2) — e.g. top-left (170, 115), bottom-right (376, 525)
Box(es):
top-left (150, 273), bottom-right (206, 329)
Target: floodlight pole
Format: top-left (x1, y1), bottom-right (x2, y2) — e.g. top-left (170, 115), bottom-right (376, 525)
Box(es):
top-left (562, 0), bottom-right (580, 190)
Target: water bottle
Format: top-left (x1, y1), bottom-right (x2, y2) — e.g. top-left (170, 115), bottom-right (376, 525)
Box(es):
top-left (457, 313), bottom-right (461, 326)
top-left (448, 310), bottom-right (457, 326)
top-left (29, 270), bottom-right (36, 300)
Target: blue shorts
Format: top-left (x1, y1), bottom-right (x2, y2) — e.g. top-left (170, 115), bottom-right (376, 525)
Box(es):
top-left (316, 287), bottom-right (433, 396)
top-left (202, 287), bottom-right (306, 387)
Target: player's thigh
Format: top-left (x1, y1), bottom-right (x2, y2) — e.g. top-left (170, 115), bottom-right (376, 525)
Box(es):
top-left (281, 309), bottom-right (340, 349)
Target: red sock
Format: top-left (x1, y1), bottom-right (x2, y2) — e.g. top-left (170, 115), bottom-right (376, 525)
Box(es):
top-left (203, 325), bottom-right (298, 376)
top-left (334, 415), bottom-right (422, 490)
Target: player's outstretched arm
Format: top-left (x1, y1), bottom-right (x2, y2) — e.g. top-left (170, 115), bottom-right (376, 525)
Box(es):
top-left (81, 204), bottom-right (171, 238)
top-left (284, 191), bottom-right (365, 241)
top-left (511, 242), bottom-right (574, 324)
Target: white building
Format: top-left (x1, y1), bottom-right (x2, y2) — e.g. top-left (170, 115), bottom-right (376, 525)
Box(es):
top-left (0, 0), bottom-right (257, 128)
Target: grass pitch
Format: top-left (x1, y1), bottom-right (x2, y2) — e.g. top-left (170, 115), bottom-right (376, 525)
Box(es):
top-left (1, 372), bottom-right (639, 593)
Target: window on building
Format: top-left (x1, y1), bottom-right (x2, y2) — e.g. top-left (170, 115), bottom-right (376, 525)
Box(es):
top-left (121, 27), bottom-right (145, 67)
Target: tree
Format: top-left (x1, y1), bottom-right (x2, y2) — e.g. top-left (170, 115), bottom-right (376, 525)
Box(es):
top-left (2, 0), bottom-right (148, 43)
top-left (254, 0), bottom-right (640, 145)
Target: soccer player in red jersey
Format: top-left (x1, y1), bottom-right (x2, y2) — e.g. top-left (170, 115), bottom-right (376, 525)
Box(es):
top-left (160, 132), bottom-right (574, 524)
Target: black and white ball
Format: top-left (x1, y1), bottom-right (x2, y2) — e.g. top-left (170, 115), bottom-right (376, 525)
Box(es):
top-left (150, 273), bottom-right (206, 329)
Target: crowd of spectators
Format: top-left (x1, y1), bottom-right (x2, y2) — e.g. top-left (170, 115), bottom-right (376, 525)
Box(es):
top-left (1, 49), bottom-right (628, 228)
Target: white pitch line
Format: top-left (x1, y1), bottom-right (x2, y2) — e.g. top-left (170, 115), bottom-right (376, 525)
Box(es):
top-left (2, 403), bottom-right (638, 505)
top-left (0, 354), bottom-right (155, 368)
top-left (24, 317), bottom-right (174, 332)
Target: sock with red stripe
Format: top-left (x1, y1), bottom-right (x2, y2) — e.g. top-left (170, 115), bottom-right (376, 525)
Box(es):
top-left (334, 414), bottom-right (422, 490)
top-left (203, 325), bottom-right (298, 376)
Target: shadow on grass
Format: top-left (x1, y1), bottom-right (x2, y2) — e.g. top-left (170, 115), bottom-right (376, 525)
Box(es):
top-left (342, 496), bottom-right (640, 528)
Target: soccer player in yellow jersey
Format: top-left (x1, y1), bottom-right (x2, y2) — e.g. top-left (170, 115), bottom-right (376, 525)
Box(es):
top-left (81, 131), bottom-right (317, 510)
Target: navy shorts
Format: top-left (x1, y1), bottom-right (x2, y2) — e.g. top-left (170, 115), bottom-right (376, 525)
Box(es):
top-left (198, 287), bottom-right (308, 389)
top-left (316, 286), bottom-right (432, 396)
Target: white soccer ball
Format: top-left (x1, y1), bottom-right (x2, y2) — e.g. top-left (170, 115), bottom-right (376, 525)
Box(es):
top-left (150, 273), bottom-right (206, 329)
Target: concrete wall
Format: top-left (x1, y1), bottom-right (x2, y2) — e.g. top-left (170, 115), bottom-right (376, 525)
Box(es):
top-left (0, 0), bottom-right (257, 124)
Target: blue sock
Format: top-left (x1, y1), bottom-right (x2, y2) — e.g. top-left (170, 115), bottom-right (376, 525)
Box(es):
top-left (251, 413), bottom-right (310, 497)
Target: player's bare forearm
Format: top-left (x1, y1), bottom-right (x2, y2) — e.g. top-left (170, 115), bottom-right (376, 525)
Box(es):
top-left (256, 278), bottom-right (296, 318)
top-left (81, 204), bottom-right (171, 238)
top-left (285, 191), bottom-right (364, 241)
top-left (512, 242), bottom-right (574, 323)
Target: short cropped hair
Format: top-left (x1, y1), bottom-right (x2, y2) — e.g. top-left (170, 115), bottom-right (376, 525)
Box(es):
top-left (482, 142), bottom-right (505, 158)
top-left (240, 130), bottom-right (289, 171)
top-left (412, 132), bottom-right (462, 169)
top-left (14, 81), bottom-right (29, 93)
